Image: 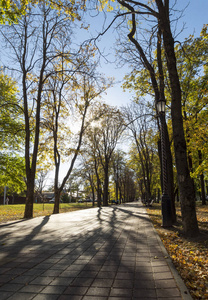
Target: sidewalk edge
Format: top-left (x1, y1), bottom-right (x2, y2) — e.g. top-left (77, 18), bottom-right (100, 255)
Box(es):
top-left (149, 217), bottom-right (193, 300)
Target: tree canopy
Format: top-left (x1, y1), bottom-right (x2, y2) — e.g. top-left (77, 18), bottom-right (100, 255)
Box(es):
top-left (0, 71), bottom-right (25, 194)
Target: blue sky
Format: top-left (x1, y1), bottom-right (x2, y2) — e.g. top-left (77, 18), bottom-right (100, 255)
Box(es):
top-left (83, 0), bottom-right (208, 108)
top-left (47, 1), bottom-right (208, 188)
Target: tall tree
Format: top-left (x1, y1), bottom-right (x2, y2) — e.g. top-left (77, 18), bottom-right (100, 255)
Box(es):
top-left (0, 3), bottom-right (82, 217)
top-left (87, 105), bottom-right (125, 206)
top-left (82, 119), bottom-right (104, 207)
top-left (111, 150), bottom-right (126, 204)
top-left (41, 51), bottom-right (112, 213)
top-left (175, 26), bottom-right (208, 205)
top-left (96, 0), bottom-right (199, 236)
top-left (123, 101), bottom-right (160, 204)
top-left (0, 72), bottom-right (26, 194)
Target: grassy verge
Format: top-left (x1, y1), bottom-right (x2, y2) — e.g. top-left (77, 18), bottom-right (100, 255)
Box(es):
top-left (147, 202), bottom-right (208, 300)
top-left (0, 202), bottom-right (93, 224)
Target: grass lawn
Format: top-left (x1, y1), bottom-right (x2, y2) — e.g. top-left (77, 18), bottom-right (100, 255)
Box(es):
top-left (0, 202), bottom-right (93, 223)
top-left (147, 202), bottom-right (208, 300)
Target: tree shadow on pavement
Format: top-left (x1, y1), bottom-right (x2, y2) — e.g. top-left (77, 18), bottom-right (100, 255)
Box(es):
top-left (0, 203), bottom-right (176, 299)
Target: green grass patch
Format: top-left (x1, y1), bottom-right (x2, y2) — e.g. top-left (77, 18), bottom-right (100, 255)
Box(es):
top-left (0, 202), bottom-right (93, 223)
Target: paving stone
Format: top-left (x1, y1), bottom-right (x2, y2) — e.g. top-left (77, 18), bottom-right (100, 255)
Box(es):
top-left (70, 277), bottom-right (94, 286)
top-left (1, 262), bottom-right (21, 269)
top-left (77, 270), bottom-right (98, 278)
top-left (151, 260), bottom-right (167, 267)
top-left (65, 265), bottom-right (84, 271)
top-left (33, 264), bottom-right (52, 270)
top-left (110, 287), bottom-right (132, 297)
top-left (96, 271), bottom-right (116, 279)
top-left (120, 260), bottom-right (135, 267)
top-left (154, 271), bottom-right (173, 280)
top-left (23, 269), bottom-right (44, 276)
top-left (132, 297), bottom-right (157, 300)
top-left (48, 264), bottom-right (68, 271)
top-left (19, 284), bottom-right (45, 293)
top-left (0, 203), bottom-right (188, 300)
top-left (86, 287), bottom-right (110, 296)
top-left (82, 296), bottom-right (108, 300)
top-left (4, 268), bottom-right (27, 275)
top-left (113, 279), bottom-right (134, 288)
top-left (40, 285), bottom-right (66, 294)
top-left (33, 294), bottom-right (60, 300)
top-left (0, 291), bottom-right (13, 300)
top-left (82, 265), bottom-right (100, 271)
top-left (59, 270), bottom-right (80, 277)
top-left (7, 292), bottom-right (37, 300)
top-left (0, 268), bottom-right (11, 274)
top-left (49, 277), bottom-right (73, 286)
top-left (133, 288), bottom-right (157, 298)
top-left (115, 272), bottom-right (134, 280)
top-left (156, 287), bottom-right (181, 298)
top-left (135, 262), bottom-right (151, 267)
top-left (134, 280), bottom-right (155, 289)
top-left (157, 298), bottom-right (182, 300)
top-left (152, 265), bottom-right (170, 273)
top-left (136, 266), bottom-right (152, 273)
top-left (10, 275), bottom-right (35, 284)
top-left (0, 275), bottom-right (14, 283)
top-left (18, 262), bottom-right (39, 268)
top-left (109, 297), bottom-right (131, 300)
top-left (30, 277), bottom-right (54, 285)
top-left (63, 286), bottom-right (88, 295)
top-left (73, 260), bottom-right (90, 265)
top-left (0, 283), bottom-right (23, 292)
top-left (58, 296), bottom-right (82, 300)
top-left (100, 265), bottom-right (118, 272)
top-left (91, 278), bottom-right (113, 287)
top-left (135, 272), bottom-right (154, 281)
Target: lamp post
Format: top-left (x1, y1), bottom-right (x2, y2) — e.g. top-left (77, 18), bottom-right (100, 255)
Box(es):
top-left (156, 99), bottom-right (172, 227)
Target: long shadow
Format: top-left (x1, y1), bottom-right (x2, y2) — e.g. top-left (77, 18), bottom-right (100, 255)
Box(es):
top-left (58, 203), bottom-right (162, 298)
top-left (116, 204), bottom-right (151, 223)
top-left (97, 207), bottom-right (103, 224)
top-left (0, 218), bottom-right (31, 241)
top-left (0, 203), bottom-right (168, 299)
top-left (0, 215), bottom-right (51, 261)
top-left (0, 218), bottom-right (30, 228)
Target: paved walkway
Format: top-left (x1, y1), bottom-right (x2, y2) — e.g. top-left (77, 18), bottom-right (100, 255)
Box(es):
top-left (0, 202), bottom-right (192, 300)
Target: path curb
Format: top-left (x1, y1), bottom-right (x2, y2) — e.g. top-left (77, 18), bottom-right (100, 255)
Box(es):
top-left (150, 220), bottom-right (193, 300)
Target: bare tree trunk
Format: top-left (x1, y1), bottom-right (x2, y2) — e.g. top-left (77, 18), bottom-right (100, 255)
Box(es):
top-left (24, 176), bottom-right (35, 218)
top-left (156, 1), bottom-right (199, 236)
top-left (89, 174), bottom-right (96, 206)
top-left (53, 189), bottom-right (61, 214)
top-left (103, 164), bottom-right (109, 206)
top-left (198, 150), bottom-right (206, 205)
top-left (94, 159), bottom-right (102, 207)
top-left (164, 119), bottom-right (176, 223)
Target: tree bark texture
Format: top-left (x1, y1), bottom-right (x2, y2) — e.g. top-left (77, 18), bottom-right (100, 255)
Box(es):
top-left (156, 0), bottom-right (199, 236)
top-left (53, 189), bottom-right (61, 214)
top-left (103, 164), bottom-right (109, 206)
top-left (198, 150), bottom-right (206, 205)
top-left (24, 176), bottom-right (35, 218)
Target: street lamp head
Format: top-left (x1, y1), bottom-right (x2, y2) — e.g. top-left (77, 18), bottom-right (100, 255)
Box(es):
top-left (156, 98), bottom-right (166, 113)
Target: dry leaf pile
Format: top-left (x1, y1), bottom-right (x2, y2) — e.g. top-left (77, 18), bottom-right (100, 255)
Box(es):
top-left (147, 203), bottom-right (208, 300)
